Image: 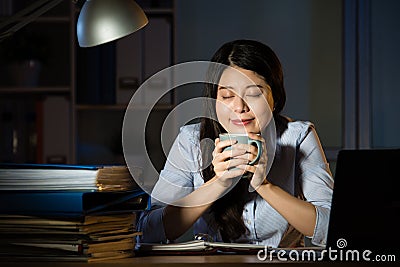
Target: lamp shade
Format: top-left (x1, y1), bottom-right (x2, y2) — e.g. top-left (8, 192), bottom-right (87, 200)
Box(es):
top-left (77, 0), bottom-right (148, 47)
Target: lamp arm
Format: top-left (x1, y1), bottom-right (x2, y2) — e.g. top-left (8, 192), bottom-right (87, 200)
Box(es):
top-left (0, 0), bottom-right (64, 42)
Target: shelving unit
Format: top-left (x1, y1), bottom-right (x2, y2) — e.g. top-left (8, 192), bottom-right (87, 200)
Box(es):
top-left (0, 0), bottom-right (175, 170)
top-left (0, 0), bottom-right (74, 164)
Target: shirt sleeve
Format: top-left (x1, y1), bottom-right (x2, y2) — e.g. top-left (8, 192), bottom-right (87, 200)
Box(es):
top-left (136, 125), bottom-right (200, 243)
top-left (297, 124), bottom-right (334, 246)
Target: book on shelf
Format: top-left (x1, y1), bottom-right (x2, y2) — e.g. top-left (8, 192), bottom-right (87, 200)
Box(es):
top-left (0, 163), bottom-right (142, 191)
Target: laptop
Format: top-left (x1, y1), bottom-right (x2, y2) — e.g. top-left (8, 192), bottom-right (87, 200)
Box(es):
top-left (325, 149), bottom-right (400, 260)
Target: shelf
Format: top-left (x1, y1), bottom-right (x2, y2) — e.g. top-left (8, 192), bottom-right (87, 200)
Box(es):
top-left (0, 87), bottom-right (70, 94)
top-left (144, 8), bottom-right (174, 15)
top-left (0, 16), bottom-right (70, 22)
top-left (72, 8), bottom-right (174, 16)
top-left (33, 16), bottom-right (70, 23)
top-left (76, 104), bottom-right (175, 111)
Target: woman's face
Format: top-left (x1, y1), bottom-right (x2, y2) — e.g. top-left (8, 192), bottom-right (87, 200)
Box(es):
top-left (216, 66), bottom-right (274, 134)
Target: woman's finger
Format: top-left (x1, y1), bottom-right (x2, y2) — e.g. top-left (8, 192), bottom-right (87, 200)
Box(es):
top-left (236, 164), bottom-right (256, 174)
top-left (224, 158), bottom-right (250, 170)
top-left (248, 133), bottom-right (263, 141)
top-left (231, 143), bottom-right (257, 156)
top-left (215, 138), bottom-right (237, 153)
top-left (214, 158), bottom-right (249, 172)
top-left (212, 149), bottom-right (245, 166)
top-left (221, 147), bottom-right (247, 159)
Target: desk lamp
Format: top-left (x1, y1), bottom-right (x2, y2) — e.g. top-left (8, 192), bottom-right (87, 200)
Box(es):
top-left (0, 0), bottom-right (148, 47)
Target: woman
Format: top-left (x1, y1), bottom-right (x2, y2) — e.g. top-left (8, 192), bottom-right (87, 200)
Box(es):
top-left (137, 39), bottom-right (333, 247)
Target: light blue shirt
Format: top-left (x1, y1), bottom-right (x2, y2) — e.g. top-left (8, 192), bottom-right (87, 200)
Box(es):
top-left (137, 120), bottom-right (334, 247)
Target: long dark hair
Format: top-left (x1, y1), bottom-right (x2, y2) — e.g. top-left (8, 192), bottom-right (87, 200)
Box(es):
top-left (200, 39), bottom-right (286, 242)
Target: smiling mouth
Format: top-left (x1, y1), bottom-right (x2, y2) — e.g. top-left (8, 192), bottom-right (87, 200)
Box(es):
top-left (231, 119), bottom-right (254, 126)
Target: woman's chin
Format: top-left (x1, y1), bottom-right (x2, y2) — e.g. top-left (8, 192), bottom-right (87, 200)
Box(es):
top-left (227, 125), bottom-right (260, 134)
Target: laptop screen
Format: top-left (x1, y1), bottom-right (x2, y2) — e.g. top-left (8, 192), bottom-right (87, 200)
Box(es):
top-left (326, 149), bottom-right (400, 259)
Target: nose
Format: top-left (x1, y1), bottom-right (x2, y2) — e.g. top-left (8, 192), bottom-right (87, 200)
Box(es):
top-left (232, 95), bottom-right (249, 113)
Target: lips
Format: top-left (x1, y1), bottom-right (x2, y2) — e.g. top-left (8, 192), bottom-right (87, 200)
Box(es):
top-left (230, 118), bottom-right (254, 126)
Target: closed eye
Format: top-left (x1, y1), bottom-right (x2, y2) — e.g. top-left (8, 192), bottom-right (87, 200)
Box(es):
top-left (246, 93), bottom-right (262, 97)
top-left (218, 87), bottom-right (235, 99)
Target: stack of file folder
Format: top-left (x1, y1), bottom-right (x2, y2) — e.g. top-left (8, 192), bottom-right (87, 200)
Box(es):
top-left (0, 163), bottom-right (149, 262)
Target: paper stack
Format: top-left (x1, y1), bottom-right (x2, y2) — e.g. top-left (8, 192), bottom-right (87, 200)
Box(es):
top-left (0, 163), bottom-right (149, 262)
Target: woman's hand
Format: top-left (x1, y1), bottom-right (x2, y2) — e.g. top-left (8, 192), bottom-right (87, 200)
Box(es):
top-left (212, 137), bottom-right (248, 187)
top-left (235, 133), bottom-right (269, 191)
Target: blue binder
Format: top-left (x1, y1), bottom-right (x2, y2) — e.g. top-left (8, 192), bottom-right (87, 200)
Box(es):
top-left (0, 189), bottom-right (150, 216)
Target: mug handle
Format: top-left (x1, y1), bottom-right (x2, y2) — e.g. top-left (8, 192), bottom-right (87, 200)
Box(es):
top-left (248, 140), bottom-right (262, 165)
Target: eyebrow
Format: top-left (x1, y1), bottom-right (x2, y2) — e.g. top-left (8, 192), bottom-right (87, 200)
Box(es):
top-left (246, 84), bottom-right (265, 89)
top-left (218, 84), bottom-right (265, 90)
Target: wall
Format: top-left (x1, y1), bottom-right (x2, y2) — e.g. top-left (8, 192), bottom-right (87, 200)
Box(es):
top-left (371, 0), bottom-right (400, 148)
